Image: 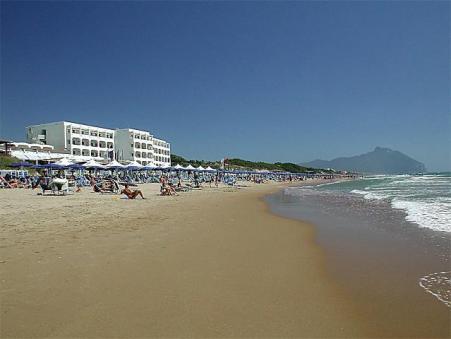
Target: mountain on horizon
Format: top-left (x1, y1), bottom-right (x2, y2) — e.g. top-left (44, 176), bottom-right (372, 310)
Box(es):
top-left (301, 147), bottom-right (426, 174)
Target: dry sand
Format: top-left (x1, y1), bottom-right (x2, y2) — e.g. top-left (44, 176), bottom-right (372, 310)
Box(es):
top-left (0, 181), bottom-right (368, 338)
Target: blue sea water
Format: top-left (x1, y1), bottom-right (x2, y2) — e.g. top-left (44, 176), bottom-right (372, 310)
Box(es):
top-left (267, 173), bottom-right (451, 309)
top-left (315, 173), bottom-right (451, 233)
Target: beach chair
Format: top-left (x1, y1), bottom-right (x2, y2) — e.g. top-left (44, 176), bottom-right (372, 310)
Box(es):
top-left (39, 177), bottom-right (56, 195)
top-left (50, 178), bottom-right (70, 195)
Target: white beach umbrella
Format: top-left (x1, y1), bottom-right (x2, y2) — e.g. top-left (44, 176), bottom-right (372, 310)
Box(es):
top-left (105, 160), bottom-right (125, 169)
top-left (82, 159), bottom-right (105, 169)
top-left (197, 165), bottom-right (205, 171)
top-left (205, 166), bottom-right (215, 171)
top-left (173, 164), bottom-right (184, 169)
top-left (185, 164), bottom-right (195, 170)
top-left (10, 150), bottom-right (27, 160)
top-left (126, 161), bottom-right (143, 169)
top-left (143, 163), bottom-right (156, 170)
top-left (54, 157), bottom-right (74, 167)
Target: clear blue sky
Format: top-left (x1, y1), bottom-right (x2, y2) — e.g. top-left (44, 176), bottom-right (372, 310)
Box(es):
top-left (1, 1), bottom-right (449, 171)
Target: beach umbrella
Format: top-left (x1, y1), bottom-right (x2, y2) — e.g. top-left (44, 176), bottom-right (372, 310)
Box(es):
top-left (105, 160), bottom-right (125, 169)
top-left (68, 163), bottom-right (84, 170)
top-left (9, 161), bottom-right (33, 168)
top-left (185, 164), bottom-right (195, 170)
top-left (173, 164), bottom-right (184, 170)
top-left (197, 165), bottom-right (206, 171)
top-left (82, 159), bottom-right (105, 169)
top-left (205, 166), bottom-right (215, 171)
top-left (54, 158), bottom-right (74, 168)
top-left (126, 161), bottom-right (143, 169)
top-left (41, 163), bottom-right (64, 169)
top-left (143, 163), bottom-right (156, 170)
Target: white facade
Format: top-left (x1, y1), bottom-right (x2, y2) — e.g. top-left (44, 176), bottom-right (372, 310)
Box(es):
top-left (153, 137), bottom-right (171, 167)
top-left (27, 122), bottom-right (114, 161)
top-left (26, 121), bottom-right (171, 166)
top-left (114, 128), bottom-right (155, 165)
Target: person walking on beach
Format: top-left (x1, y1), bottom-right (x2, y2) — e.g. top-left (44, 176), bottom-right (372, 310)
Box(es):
top-left (120, 184), bottom-right (145, 199)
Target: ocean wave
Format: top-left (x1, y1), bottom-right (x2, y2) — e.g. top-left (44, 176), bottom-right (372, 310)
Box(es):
top-left (419, 271), bottom-right (451, 308)
top-left (391, 199), bottom-right (451, 233)
top-left (350, 189), bottom-right (389, 200)
top-left (288, 175), bottom-right (451, 234)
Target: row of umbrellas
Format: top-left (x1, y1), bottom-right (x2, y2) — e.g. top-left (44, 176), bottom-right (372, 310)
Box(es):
top-left (9, 159), bottom-right (217, 172)
top-left (9, 160), bottom-right (301, 176)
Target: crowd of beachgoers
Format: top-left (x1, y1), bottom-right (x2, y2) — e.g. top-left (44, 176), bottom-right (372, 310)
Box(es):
top-left (0, 167), bottom-right (321, 199)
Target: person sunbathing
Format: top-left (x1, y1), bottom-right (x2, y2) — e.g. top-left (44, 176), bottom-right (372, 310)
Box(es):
top-left (120, 184), bottom-right (145, 199)
top-left (0, 176), bottom-right (12, 188)
top-left (8, 178), bottom-right (21, 188)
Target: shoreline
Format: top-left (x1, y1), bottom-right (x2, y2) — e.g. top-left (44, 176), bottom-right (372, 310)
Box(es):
top-left (0, 180), bottom-right (369, 337)
top-left (265, 182), bottom-right (451, 338)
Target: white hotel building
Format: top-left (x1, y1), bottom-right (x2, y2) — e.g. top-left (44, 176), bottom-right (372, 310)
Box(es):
top-left (26, 121), bottom-right (171, 167)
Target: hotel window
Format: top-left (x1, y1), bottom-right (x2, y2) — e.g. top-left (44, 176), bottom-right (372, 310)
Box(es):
top-left (82, 139), bottom-right (89, 146)
top-left (99, 132), bottom-right (106, 138)
top-left (91, 150), bottom-right (98, 157)
top-left (135, 142), bottom-right (140, 148)
top-left (72, 148), bottom-right (81, 155)
top-left (72, 128), bottom-right (80, 134)
top-left (81, 129), bottom-right (89, 135)
top-left (142, 153), bottom-right (147, 158)
top-left (82, 149), bottom-right (90, 156)
top-left (99, 141), bottom-right (106, 148)
top-left (107, 142), bottom-right (113, 149)
top-left (136, 151), bottom-right (141, 158)
top-left (90, 131), bottom-right (98, 137)
top-left (90, 140), bottom-right (98, 147)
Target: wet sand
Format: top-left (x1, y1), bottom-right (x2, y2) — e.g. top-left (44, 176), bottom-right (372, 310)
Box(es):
top-left (267, 187), bottom-right (451, 338)
top-left (0, 181), bottom-right (367, 338)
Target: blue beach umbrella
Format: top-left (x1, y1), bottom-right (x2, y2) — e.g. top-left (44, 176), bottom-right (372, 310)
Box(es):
top-left (9, 161), bottom-right (33, 168)
top-left (45, 163), bottom-right (64, 169)
top-left (68, 163), bottom-right (84, 170)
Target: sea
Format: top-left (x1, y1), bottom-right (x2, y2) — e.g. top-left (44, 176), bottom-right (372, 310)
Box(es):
top-left (317, 173), bottom-right (451, 233)
top-left (266, 173), bottom-right (451, 315)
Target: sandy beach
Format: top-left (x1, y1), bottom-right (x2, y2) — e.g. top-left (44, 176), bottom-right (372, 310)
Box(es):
top-left (0, 180), bottom-right (370, 338)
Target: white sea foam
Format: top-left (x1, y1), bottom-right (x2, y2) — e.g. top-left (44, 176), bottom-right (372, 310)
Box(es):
top-left (419, 271), bottom-right (451, 308)
top-left (350, 189), bottom-right (388, 200)
top-left (289, 174), bottom-right (451, 233)
top-left (391, 199), bottom-right (451, 233)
